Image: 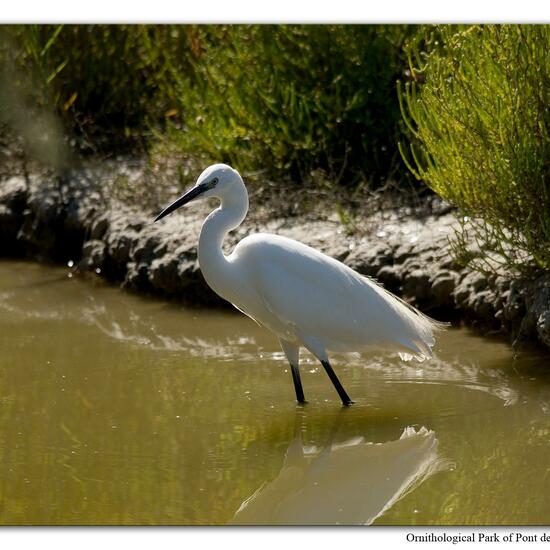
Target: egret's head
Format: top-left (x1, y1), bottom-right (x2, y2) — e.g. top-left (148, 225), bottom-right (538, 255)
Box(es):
top-left (154, 164), bottom-right (244, 222)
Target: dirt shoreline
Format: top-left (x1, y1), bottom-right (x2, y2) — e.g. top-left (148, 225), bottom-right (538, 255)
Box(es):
top-left (1, 166), bottom-right (550, 352)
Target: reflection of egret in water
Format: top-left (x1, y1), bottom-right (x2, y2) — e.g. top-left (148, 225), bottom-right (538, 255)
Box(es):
top-left (230, 412), bottom-right (450, 525)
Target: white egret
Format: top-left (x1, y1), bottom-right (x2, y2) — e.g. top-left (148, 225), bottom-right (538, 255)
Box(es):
top-left (155, 164), bottom-right (445, 406)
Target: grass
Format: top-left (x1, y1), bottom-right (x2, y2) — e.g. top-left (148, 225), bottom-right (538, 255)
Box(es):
top-left (162, 25), bottom-right (416, 186)
top-left (0, 25), bottom-right (191, 156)
top-left (0, 24), bottom-right (417, 188)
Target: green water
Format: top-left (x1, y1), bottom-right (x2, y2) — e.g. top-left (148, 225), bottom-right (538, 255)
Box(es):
top-left (0, 260), bottom-right (549, 525)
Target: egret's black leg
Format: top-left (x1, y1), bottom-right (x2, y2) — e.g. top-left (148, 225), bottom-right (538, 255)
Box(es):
top-left (290, 363), bottom-right (307, 404)
top-left (321, 360), bottom-right (354, 406)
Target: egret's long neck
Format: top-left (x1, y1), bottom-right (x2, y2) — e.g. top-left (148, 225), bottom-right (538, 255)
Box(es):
top-left (198, 184), bottom-right (248, 299)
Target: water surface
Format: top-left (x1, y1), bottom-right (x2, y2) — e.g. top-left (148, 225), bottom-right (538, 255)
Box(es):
top-left (0, 260), bottom-right (549, 525)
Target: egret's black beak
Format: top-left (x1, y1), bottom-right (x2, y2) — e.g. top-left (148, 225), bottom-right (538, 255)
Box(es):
top-left (154, 183), bottom-right (207, 222)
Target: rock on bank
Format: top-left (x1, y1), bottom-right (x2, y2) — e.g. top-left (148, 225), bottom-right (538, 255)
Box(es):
top-left (1, 168), bottom-right (549, 351)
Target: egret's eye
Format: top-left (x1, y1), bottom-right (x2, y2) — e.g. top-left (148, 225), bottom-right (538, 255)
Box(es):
top-left (199, 178), bottom-right (218, 191)
top-left (204, 177), bottom-right (218, 190)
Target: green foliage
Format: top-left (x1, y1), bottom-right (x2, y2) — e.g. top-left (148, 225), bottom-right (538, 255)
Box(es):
top-left (0, 25), bottom-right (194, 153)
top-left (41, 25), bottom-right (196, 145)
top-left (0, 26), bottom-right (69, 169)
top-left (166, 25), bottom-right (414, 185)
top-left (1, 24), bottom-right (414, 185)
top-left (400, 25), bottom-right (550, 273)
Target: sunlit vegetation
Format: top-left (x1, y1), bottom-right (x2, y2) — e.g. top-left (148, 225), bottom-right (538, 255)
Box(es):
top-left (399, 25), bottom-right (550, 273)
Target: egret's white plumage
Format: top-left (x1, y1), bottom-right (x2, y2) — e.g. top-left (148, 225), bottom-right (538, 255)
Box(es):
top-left (155, 163), bottom-right (445, 405)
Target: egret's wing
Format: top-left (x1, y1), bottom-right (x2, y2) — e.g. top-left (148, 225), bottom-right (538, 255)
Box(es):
top-left (244, 235), bottom-right (442, 358)
top-left (251, 239), bottom-right (384, 346)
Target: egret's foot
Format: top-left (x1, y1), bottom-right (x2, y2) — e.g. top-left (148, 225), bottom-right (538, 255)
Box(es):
top-left (342, 399), bottom-right (355, 407)
top-left (321, 360), bottom-right (353, 406)
top-left (296, 399), bottom-right (308, 406)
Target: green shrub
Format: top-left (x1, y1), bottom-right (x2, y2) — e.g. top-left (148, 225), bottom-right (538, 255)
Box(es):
top-left (399, 25), bottom-right (550, 273)
top-left (167, 25), bottom-right (415, 185)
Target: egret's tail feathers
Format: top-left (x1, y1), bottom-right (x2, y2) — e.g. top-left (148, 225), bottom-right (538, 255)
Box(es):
top-left (367, 278), bottom-right (448, 362)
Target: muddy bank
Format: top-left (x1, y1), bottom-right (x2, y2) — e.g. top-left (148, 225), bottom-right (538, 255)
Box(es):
top-left (1, 167), bottom-right (549, 351)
